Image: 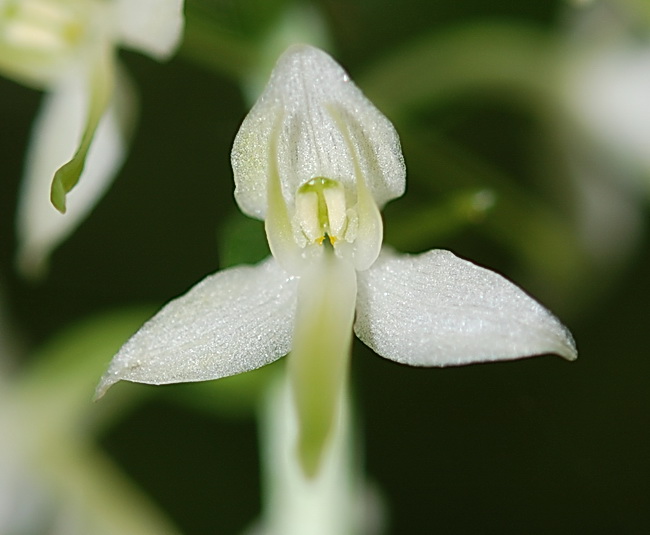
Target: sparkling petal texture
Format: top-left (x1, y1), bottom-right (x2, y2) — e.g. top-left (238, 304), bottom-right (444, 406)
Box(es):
top-left (96, 258), bottom-right (298, 397)
top-left (231, 44), bottom-right (405, 220)
top-left (355, 249), bottom-right (578, 366)
top-left (16, 66), bottom-right (131, 276)
top-left (115, 0), bottom-right (185, 60)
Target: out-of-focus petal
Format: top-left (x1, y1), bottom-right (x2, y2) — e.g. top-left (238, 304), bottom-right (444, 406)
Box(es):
top-left (355, 249), bottom-right (577, 366)
top-left (231, 44), bottom-right (405, 220)
top-left (114, 0), bottom-right (184, 60)
top-left (95, 258), bottom-right (298, 398)
top-left (49, 45), bottom-right (115, 213)
top-left (565, 45), bottom-right (650, 173)
top-left (16, 66), bottom-right (133, 277)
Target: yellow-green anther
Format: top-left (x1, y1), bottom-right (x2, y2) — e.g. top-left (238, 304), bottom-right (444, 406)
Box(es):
top-left (296, 178), bottom-right (348, 245)
top-left (4, 0), bottom-right (82, 52)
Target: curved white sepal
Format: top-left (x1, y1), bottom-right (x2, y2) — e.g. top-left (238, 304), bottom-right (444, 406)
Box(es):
top-left (96, 258), bottom-right (298, 398)
top-left (355, 248), bottom-right (577, 366)
top-left (325, 104), bottom-right (384, 271)
top-left (114, 0), bottom-right (184, 60)
top-left (231, 44), bottom-right (405, 220)
top-left (263, 109), bottom-right (306, 274)
top-left (350, 179), bottom-right (383, 271)
top-left (16, 66), bottom-right (133, 277)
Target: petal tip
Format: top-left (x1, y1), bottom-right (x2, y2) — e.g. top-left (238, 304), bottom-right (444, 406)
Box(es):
top-left (558, 340), bottom-right (578, 362)
top-left (94, 372), bottom-right (120, 401)
top-left (49, 173), bottom-right (68, 214)
top-left (540, 316), bottom-right (578, 362)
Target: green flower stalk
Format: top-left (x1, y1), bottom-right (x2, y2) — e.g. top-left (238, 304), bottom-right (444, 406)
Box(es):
top-left (97, 45), bottom-right (577, 478)
top-left (245, 376), bottom-right (378, 535)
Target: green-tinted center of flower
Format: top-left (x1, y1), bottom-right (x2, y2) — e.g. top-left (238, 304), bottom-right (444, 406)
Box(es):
top-left (295, 177), bottom-right (357, 246)
top-left (2, 0), bottom-right (85, 54)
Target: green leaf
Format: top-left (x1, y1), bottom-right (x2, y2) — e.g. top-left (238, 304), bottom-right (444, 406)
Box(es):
top-left (359, 22), bottom-right (557, 120)
top-left (19, 306), bottom-right (156, 431)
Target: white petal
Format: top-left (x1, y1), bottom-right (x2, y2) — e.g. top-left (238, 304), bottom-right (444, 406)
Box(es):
top-left (231, 44), bottom-right (405, 220)
top-left (114, 0), bottom-right (184, 60)
top-left (96, 258), bottom-right (298, 397)
top-left (355, 249), bottom-right (577, 366)
top-left (263, 109), bottom-right (307, 274)
top-left (15, 66), bottom-right (132, 277)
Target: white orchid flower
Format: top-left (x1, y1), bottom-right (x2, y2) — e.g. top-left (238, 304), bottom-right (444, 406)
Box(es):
top-left (0, 296), bottom-right (181, 535)
top-left (1, 0), bottom-right (184, 275)
top-left (556, 1), bottom-right (650, 271)
top-left (97, 45), bottom-right (577, 475)
top-left (565, 42), bottom-right (650, 178)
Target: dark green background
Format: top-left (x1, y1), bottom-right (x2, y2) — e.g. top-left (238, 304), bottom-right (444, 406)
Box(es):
top-left (1, 1), bottom-right (648, 533)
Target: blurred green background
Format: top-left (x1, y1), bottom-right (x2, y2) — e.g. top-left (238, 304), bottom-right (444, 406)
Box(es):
top-left (1, 0), bottom-right (649, 533)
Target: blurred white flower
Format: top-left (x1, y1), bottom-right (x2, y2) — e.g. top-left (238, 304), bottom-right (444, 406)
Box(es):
top-left (559, 0), bottom-right (649, 271)
top-left (0, 381), bottom-right (182, 535)
top-left (0, 295), bottom-right (181, 534)
top-left (97, 45), bottom-right (576, 476)
top-left (1, 0), bottom-right (184, 275)
top-left (570, 47), bottom-right (650, 171)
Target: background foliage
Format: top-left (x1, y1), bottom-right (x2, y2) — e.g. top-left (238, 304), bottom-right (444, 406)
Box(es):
top-left (1, 0), bottom-right (649, 533)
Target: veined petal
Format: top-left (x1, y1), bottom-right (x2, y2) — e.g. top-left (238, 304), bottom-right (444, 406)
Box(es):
top-left (50, 42), bottom-right (114, 213)
top-left (326, 104), bottom-right (384, 271)
top-left (355, 249), bottom-right (577, 366)
top-left (96, 258), bottom-right (298, 398)
top-left (231, 44), bottom-right (405, 221)
top-left (289, 251), bottom-right (356, 477)
top-left (16, 65), bottom-right (134, 277)
top-left (114, 0), bottom-right (184, 61)
top-left (264, 108), bottom-right (306, 274)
